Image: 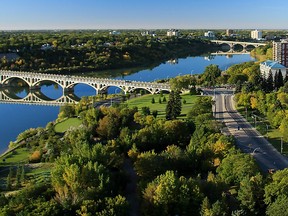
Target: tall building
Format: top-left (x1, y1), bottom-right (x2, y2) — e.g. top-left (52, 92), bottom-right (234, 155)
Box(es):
top-left (273, 39), bottom-right (288, 67)
top-left (226, 29), bottom-right (234, 36)
top-left (167, 29), bottom-right (180, 37)
top-left (251, 29), bottom-right (262, 40)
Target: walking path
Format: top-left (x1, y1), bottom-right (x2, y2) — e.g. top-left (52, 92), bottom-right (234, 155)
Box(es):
top-left (123, 158), bottom-right (139, 216)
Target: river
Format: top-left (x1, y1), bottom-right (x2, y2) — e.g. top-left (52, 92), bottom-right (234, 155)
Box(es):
top-left (0, 53), bottom-right (255, 153)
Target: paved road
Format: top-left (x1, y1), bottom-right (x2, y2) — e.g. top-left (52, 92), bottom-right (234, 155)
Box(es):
top-left (205, 88), bottom-right (288, 172)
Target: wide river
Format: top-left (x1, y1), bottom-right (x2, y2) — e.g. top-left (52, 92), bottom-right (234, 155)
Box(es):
top-left (0, 53), bottom-right (255, 153)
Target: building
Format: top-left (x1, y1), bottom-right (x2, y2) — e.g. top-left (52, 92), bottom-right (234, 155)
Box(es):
top-left (109, 31), bottom-right (121, 35)
top-left (226, 29), bottom-right (234, 36)
top-left (204, 31), bottom-right (215, 38)
top-left (167, 29), bottom-right (180, 37)
top-left (251, 29), bottom-right (262, 40)
top-left (260, 60), bottom-right (286, 79)
top-left (273, 39), bottom-right (288, 67)
top-left (141, 30), bottom-right (156, 37)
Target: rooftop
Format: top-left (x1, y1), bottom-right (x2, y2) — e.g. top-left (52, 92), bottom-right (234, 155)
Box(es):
top-left (261, 60), bottom-right (286, 69)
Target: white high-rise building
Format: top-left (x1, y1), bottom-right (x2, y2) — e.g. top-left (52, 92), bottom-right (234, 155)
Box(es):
top-left (251, 30), bottom-right (262, 40)
top-left (167, 29), bottom-right (180, 37)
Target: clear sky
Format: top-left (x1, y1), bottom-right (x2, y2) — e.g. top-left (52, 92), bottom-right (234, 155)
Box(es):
top-left (0, 0), bottom-right (287, 30)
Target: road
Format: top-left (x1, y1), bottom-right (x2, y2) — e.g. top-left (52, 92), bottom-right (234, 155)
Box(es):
top-left (204, 88), bottom-right (288, 172)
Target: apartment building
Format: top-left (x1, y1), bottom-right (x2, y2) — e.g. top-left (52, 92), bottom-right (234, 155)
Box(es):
top-left (251, 29), bottom-right (262, 40)
top-left (273, 39), bottom-right (288, 67)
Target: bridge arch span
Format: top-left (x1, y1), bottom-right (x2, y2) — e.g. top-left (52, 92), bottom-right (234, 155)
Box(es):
top-left (66, 82), bottom-right (98, 93)
top-left (2, 76), bottom-right (30, 87)
top-left (127, 87), bottom-right (154, 94)
top-left (99, 85), bottom-right (126, 94)
top-left (31, 79), bottom-right (65, 90)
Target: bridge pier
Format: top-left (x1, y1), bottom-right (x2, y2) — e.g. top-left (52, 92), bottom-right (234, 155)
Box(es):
top-left (64, 87), bottom-right (74, 94)
top-left (29, 86), bottom-right (41, 91)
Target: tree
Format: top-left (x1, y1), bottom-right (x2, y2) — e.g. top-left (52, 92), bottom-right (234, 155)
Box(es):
top-left (166, 91), bottom-right (182, 120)
top-left (277, 69), bottom-right (284, 89)
top-left (200, 197), bottom-right (212, 216)
top-left (141, 106), bottom-right (151, 116)
top-left (96, 112), bottom-right (121, 140)
top-left (201, 64), bottom-right (222, 86)
top-left (216, 151), bottom-right (259, 185)
top-left (266, 70), bottom-right (274, 92)
top-left (264, 168), bottom-right (288, 206)
top-left (187, 96), bottom-right (212, 119)
top-left (6, 167), bottom-right (13, 190)
top-left (58, 104), bottom-right (75, 119)
top-left (142, 171), bottom-right (203, 215)
top-left (237, 174), bottom-right (265, 214)
top-left (152, 110), bottom-right (158, 118)
top-left (266, 195), bottom-right (288, 216)
top-left (51, 154), bottom-right (110, 209)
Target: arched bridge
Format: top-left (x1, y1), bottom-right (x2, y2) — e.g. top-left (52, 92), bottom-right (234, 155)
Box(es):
top-left (211, 40), bottom-right (266, 50)
top-left (0, 70), bottom-right (171, 95)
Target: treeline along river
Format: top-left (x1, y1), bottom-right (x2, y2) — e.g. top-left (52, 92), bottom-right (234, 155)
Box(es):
top-left (0, 53), bottom-right (255, 153)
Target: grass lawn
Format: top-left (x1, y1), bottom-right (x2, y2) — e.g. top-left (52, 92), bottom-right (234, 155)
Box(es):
top-left (54, 117), bottom-right (82, 133)
top-left (267, 129), bottom-right (288, 155)
top-left (0, 148), bottom-right (30, 166)
top-left (126, 93), bottom-right (200, 118)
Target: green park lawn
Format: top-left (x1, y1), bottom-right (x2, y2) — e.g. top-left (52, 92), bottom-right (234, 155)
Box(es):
top-left (126, 93), bottom-right (199, 118)
top-left (54, 117), bottom-right (82, 133)
top-left (0, 148), bottom-right (30, 166)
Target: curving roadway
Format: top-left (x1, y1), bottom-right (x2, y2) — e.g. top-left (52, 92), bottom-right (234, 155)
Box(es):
top-left (204, 88), bottom-right (288, 172)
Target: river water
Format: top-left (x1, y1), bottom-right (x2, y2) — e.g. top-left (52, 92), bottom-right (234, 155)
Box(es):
top-left (0, 54), bottom-right (255, 153)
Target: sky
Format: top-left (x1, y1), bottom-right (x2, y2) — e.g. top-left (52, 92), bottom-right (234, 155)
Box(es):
top-left (0, 0), bottom-right (287, 30)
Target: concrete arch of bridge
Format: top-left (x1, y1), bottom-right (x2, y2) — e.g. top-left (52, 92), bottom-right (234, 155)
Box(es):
top-left (1, 90), bottom-right (23, 100)
top-left (127, 87), bottom-right (154, 94)
top-left (99, 85), bottom-right (126, 94)
top-left (154, 89), bottom-right (171, 94)
top-left (31, 79), bottom-right (65, 90)
top-left (66, 82), bottom-right (98, 93)
top-left (1, 76), bottom-right (30, 87)
top-left (246, 44), bottom-right (256, 50)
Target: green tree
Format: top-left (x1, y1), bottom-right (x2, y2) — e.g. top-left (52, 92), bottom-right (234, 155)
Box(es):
top-left (51, 154), bottom-right (110, 209)
top-left (237, 174), bottom-right (265, 214)
top-left (266, 195), bottom-right (288, 216)
top-left (201, 64), bottom-right (222, 86)
top-left (15, 166), bottom-right (21, 188)
top-left (266, 70), bottom-right (274, 92)
top-left (59, 104), bottom-right (75, 119)
top-left (141, 106), bottom-right (151, 116)
top-left (200, 197), bottom-right (212, 216)
top-left (216, 151), bottom-right (259, 185)
top-left (166, 91), bottom-right (182, 120)
top-left (264, 168), bottom-right (288, 206)
top-left (6, 167), bottom-right (13, 190)
top-left (142, 171), bottom-right (203, 215)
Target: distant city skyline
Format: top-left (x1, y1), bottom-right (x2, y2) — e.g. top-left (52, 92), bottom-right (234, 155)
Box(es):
top-left (1, 0), bottom-right (288, 30)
